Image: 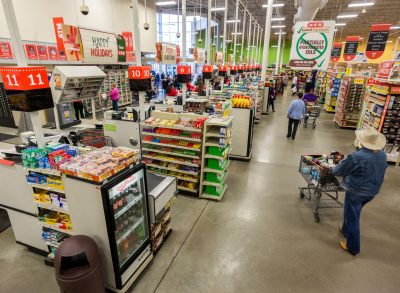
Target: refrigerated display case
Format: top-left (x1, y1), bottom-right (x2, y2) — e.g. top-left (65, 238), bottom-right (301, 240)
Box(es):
top-left (64, 164), bottom-right (152, 292)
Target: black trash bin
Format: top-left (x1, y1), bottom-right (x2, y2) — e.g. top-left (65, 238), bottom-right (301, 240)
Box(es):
top-left (55, 235), bottom-right (106, 293)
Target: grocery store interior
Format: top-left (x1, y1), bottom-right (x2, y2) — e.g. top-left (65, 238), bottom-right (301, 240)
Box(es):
top-left (0, 0), bottom-right (400, 292)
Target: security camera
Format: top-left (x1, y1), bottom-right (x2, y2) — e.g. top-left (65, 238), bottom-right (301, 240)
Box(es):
top-left (144, 23), bottom-right (150, 30)
top-left (176, 32), bottom-right (181, 38)
top-left (80, 4), bottom-right (89, 15)
top-left (198, 39), bottom-right (202, 44)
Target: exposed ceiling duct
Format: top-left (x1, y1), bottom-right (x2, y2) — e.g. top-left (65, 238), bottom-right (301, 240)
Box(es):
top-left (293, 0), bottom-right (329, 24)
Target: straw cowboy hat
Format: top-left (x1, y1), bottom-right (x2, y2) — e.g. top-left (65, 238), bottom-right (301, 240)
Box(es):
top-left (355, 128), bottom-right (386, 151)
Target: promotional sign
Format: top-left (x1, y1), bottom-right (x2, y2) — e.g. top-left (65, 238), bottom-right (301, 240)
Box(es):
top-left (194, 48), bottom-right (206, 64)
top-left (343, 36), bottom-right (360, 61)
top-left (176, 45), bottom-right (180, 64)
top-left (330, 43), bottom-right (342, 62)
top-left (0, 42), bottom-right (13, 59)
top-left (62, 25), bottom-right (83, 61)
top-left (0, 66), bottom-right (49, 90)
top-left (203, 65), bottom-right (213, 79)
top-left (238, 65), bottom-right (244, 73)
top-left (52, 17), bottom-right (66, 57)
top-left (289, 20), bottom-right (335, 70)
top-left (366, 24), bottom-right (391, 60)
top-left (25, 44), bottom-right (38, 60)
top-left (214, 51), bottom-right (224, 65)
top-left (79, 28), bottom-right (118, 64)
top-left (47, 46), bottom-right (59, 60)
top-left (378, 61), bottom-right (395, 79)
top-left (177, 65), bottom-right (191, 83)
top-left (116, 35), bottom-right (126, 63)
top-left (354, 77), bottom-right (365, 85)
top-left (122, 31), bottom-right (134, 62)
top-left (218, 65), bottom-right (227, 77)
top-left (155, 42), bottom-right (177, 65)
top-left (37, 45), bottom-right (48, 60)
top-left (128, 65), bottom-right (151, 91)
top-left (230, 65), bottom-right (238, 75)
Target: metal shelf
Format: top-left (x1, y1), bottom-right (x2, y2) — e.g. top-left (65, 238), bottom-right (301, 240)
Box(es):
top-left (177, 185), bottom-right (198, 193)
top-left (142, 141), bottom-right (201, 152)
top-left (40, 223), bottom-right (73, 235)
top-left (29, 183), bottom-right (65, 194)
top-left (116, 216), bottom-right (144, 245)
top-left (142, 148), bottom-right (200, 159)
top-left (147, 170), bottom-right (198, 183)
top-left (141, 123), bottom-right (202, 133)
top-left (114, 194), bottom-right (143, 220)
top-left (36, 203), bottom-right (69, 214)
top-left (142, 155), bottom-right (199, 167)
top-left (200, 184), bottom-right (227, 201)
top-left (26, 168), bottom-right (62, 176)
top-left (203, 160), bottom-right (230, 174)
top-left (141, 132), bottom-right (202, 142)
top-left (146, 163), bottom-right (199, 176)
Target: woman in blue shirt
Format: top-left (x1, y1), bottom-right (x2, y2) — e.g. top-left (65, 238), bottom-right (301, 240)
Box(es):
top-left (333, 128), bottom-right (387, 255)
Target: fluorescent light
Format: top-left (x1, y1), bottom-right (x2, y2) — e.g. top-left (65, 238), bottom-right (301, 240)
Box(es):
top-left (359, 37), bottom-right (363, 40)
top-left (387, 40), bottom-right (393, 43)
top-left (227, 19), bottom-right (240, 23)
top-left (335, 23), bottom-right (347, 26)
top-left (274, 32), bottom-right (286, 35)
top-left (271, 17), bottom-right (285, 21)
top-left (348, 2), bottom-right (374, 7)
top-left (334, 29), bottom-right (338, 32)
top-left (215, 36), bottom-right (224, 38)
top-left (231, 32), bottom-right (243, 35)
top-left (272, 25), bottom-right (286, 28)
top-left (191, 32), bottom-right (198, 35)
top-left (262, 3), bottom-right (285, 8)
top-left (156, 1), bottom-right (176, 6)
top-left (342, 41), bottom-right (346, 44)
top-left (211, 7), bottom-right (225, 11)
top-left (337, 14), bottom-right (358, 18)
top-left (391, 26), bottom-right (400, 30)
top-left (271, 45), bottom-right (278, 48)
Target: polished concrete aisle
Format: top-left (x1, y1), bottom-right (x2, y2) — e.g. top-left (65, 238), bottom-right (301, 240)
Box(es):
top-left (0, 90), bottom-right (399, 293)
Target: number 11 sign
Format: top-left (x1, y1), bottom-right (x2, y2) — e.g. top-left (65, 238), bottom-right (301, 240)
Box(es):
top-left (0, 66), bottom-right (49, 91)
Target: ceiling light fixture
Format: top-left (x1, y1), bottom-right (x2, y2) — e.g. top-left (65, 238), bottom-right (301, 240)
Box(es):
top-left (387, 40), bottom-right (393, 43)
top-left (227, 19), bottom-right (241, 23)
top-left (211, 7), bottom-right (225, 11)
top-left (262, 3), bottom-right (285, 8)
top-left (348, 2), bottom-right (374, 7)
top-left (232, 32), bottom-right (243, 35)
top-left (337, 14), bottom-right (358, 18)
top-left (274, 32), bottom-right (286, 35)
top-left (271, 25), bottom-right (286, 28)
top-left (359, 37), bottom-right (363, 40)
top-left (390, 26), bottom-right (400, 30)
top-left (155, 1), bottom-right (176, 6)
top-left (271, 17), bottom-right (285, 21)
top-left (335, 23), bottom-right (347, 26)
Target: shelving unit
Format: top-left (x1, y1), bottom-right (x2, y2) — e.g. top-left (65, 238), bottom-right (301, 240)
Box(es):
top-left (315, 71), bottom-right (329, 103)
top-left (199, 116), bottom-right (233, 201)
top-left (358, 81), bottom-right (400, 165)
top-left (335, 76), bottom-right (366, 129)
top-left (141, 112), bottom-right (206, 196)
top-left (324, 72), bottom-right (344, 113)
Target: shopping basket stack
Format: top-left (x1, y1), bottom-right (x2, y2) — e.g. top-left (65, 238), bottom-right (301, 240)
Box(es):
top-left (298, 155), bottom-right (344, 222)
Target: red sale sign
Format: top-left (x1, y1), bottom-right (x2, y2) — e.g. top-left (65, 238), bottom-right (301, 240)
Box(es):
top-left (25, 44), bottom-right (38, 60)
top-left (230, 66), bottom-right (238, 71)
top-left (218, 66), bottom-right (227, 72)
top-left (52, 17), bottom-right (66, 57)
top-left (377, 61), bottom-right (395, 79)
top-left (177, 65), bottom-right (191, 75)
top-left (47, 46), bottom-right (59, 60)
top-left (128, 66), bottom-right (151, 80)
top-left (203, 65), bottom-right (213, 73)
top-left (0, 66), bottom-right (49, 90)
top-left (37, 45), bottom-right (49, 60)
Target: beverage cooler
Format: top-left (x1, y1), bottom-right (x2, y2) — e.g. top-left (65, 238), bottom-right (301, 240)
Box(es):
top-left (65, 164), bottom-right (152, 292)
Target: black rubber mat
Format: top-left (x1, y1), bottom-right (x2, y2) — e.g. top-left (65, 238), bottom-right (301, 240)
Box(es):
top-left (0, 209), bottom-right (10, 233)
top-left (0, 133), bottom-right (17, 142)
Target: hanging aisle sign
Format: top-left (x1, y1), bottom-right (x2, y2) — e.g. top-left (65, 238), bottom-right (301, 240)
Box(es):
top-left (194, 48), bottom-right (206, 64)
top-left (177, 65), bottom-right (192, 83)
top-left (330, 43), bottom-right (342, 62)
top-left (214, 52), bottom-right (224, 66)
top-left (343, 36), bottom-right (360, 61)
top-left (116, 35), bottom-right (126, 63)
top-left (128, 65), bottom-right (151, 91)
top-left (52, 17), bottom-right (67, 58)
top-left (79, 28), bottom-right (118, 64)
top-left (289, 20), bottom-right (335, 70)
top-left (366, 24), bottom-right (391, 60)
top-left (155, 42), bottom-right (177, 65)
top-left (203, 65), bottom-right (213, 79)
top-left (62, 25), bottom-right (83, 61)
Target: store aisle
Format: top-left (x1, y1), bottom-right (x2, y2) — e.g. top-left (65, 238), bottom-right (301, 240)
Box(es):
top-left (134, 90), bottom-right (400, 292)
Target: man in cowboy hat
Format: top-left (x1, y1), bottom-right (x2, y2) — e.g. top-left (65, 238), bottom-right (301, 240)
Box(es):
top-left (332, 128), bottom-right (388, 255)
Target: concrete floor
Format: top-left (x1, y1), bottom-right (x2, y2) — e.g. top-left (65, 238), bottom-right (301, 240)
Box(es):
top-left (1, 90), bottom-right (400, 293)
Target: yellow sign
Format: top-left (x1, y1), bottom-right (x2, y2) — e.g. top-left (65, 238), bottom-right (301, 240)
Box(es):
top-left (345, 67), bottom-right (352, 76)
top-left (354, 78), bottom-right (364, 85)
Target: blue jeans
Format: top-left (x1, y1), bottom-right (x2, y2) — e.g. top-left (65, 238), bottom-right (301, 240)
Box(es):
top-left (112, 100), bottom-right (118, 111)
top-left (342, 192), bottom-right (374, 254)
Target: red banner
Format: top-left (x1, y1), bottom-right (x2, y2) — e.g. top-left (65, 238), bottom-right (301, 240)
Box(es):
top-left (230, 65), bottom-right (238, 71)
top-left (330, 43), bottom-right (342, 62)
top-left (52, 17), bottom-right (66, 57)
top-left (122, 31), bottom-right (134, 62)
top-left (37, 45), bottom-right (48, 60)
top-left (25, 44), bottom-right (38, 60)
top-left (366, 24), bottom-right (391, 60)
top-left (203, 65), bottom-right (213, 73)
top-left (343, 36), bottom-right (360, 61)
top-left (128, 66), bottom-right (151, 80)
top-left (218, 65), bottom-right (227, 72)
top-left (0, 66), bottom-right (49, 91)
top-left (47, 46), bottom-right (59, 60)
top-left (0, 42), bottom-right (13, 59)
top-left (377, 61), bottom-right (395, 79)
top-left (177, 65), bottom-right (191, 75)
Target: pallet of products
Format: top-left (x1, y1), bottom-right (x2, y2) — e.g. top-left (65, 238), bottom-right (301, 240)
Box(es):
top-left (199, 117), bottom-right (233, 201)
top-left (141, 112), bottom-right (207, 196)
top-left (335, 76), bottom-right (365, 128)
top-left (358, 80), bottom-right (400, 164)
top-left (324, 72), bottom-right (344, 113)
top-left (150, 207), bottom-right (172, 254)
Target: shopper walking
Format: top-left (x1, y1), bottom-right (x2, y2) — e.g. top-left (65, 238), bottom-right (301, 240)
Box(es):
top-left (266, 84), bottom-right (276, 114)
top-left (109, 83), bottom-right (119, 111)
top-left (291, 74), bottom-right (299, 96)
top-left (287, 92), bottom-right (306, 140)
top-left (332, 128), bottom-right (387, 255)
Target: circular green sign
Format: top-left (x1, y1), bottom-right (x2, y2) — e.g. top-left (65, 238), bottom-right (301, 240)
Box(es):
top-left (296, 32), bottom-right (328, 61)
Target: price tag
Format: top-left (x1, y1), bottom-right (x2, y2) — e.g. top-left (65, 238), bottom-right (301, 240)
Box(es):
top-left (390, 87), bottom-right (400, 95)
top-left (218, 66), bottom-right (227, 72)
top-left (354, 78), bottom-right (364, 85)
top-left (0, 66), bottom-right (49, 90)
top-left (177, 65), bottom-right (191, 75)
top-left (128, 66), bottom-right (151, 80)
top-left (202, 65), bottom-right (213, 73)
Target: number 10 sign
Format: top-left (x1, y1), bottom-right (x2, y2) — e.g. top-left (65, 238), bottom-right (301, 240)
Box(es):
top-left (0, 66), bottom-right (49, 90)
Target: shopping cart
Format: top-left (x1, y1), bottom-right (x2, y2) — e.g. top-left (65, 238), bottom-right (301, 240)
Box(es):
top-left (303, 105), bottom-right (321, 129)
top-left (298, 155), bottom-right (344, 222)
top-left (77, 129), bottom-right (114, 148)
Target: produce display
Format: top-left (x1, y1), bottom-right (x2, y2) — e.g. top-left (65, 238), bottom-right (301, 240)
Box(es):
top-left (232, 94), bottom-right (252, 108)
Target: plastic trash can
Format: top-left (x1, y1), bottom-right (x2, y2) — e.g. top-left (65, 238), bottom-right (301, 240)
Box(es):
top-left (55, 235), bottom-right (106, 293)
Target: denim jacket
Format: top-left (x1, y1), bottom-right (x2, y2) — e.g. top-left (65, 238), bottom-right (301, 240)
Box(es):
top-left (333, 148), bottom-right (387, 197)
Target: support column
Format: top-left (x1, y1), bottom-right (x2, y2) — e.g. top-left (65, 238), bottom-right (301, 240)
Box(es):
top-left (222, 0), bottom-right (228, 63)
top-left (182, 0), bottom-right (187, 105)
top-left (247, 17), bottom-right (252, 64)
top-left (131, 0), bottom-right (142, 65)
top-left (256, 26), bottom-right (260, 64)
top-left (233, 0), bottom-right (239, 64)
top-left (240, 7), bottom-right (246, 62)
top-left (274, 29), bottom-right (282, 75)
top-left (279, 37), bottom-right (285, 70)
top-left (252, 22), bottom-right (256, 64)
top-left (261, 0), bottom-right (273, 81)
top-left (207, 0), bottom-right (212, 63)
top-left (393, 37), bottom-right (399, 59)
